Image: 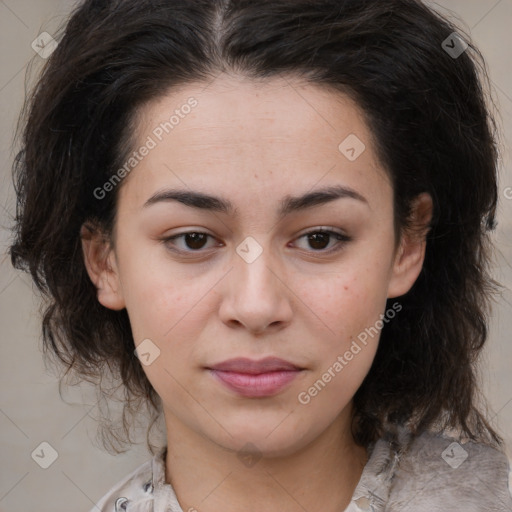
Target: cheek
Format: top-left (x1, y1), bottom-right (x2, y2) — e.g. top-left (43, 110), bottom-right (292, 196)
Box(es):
top-left (120, 262), bottom-right (169, 339)
top-left (296, 262), bottom-right (391, 343)
top-left (115, 231), bottom-right (202, 316)
top-left (296, 274), bottom-right (383, 412)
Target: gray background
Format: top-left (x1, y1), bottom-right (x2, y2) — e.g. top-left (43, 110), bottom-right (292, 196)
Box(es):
top-left (0, 1), bottom-right (511, 510)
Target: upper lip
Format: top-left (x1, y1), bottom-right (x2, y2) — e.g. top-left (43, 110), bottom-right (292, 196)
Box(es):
top-left (207, 357), bottom-right (303, 374)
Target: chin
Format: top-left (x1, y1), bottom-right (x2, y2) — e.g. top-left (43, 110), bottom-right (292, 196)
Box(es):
top-left (209, 416), bottom-right (317, 459)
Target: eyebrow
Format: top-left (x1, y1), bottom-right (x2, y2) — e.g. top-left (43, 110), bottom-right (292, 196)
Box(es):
top-left (143, 184), bottom-right (368, 219)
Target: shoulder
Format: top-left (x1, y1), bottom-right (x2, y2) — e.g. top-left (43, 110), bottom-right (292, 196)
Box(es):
top-left (89, 450), bottom-right (160, 512)
top-left (386, 427), bottom-right (512, 511)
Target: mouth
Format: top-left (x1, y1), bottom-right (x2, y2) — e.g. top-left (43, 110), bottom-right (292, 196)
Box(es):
top-left (205, 357), bottom-right (305, 398)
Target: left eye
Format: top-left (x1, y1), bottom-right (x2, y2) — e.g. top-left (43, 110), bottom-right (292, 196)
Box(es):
top-left (294, 229), bottom-right (350, 252)
top-left (162, 229), bottom-right (350, 254)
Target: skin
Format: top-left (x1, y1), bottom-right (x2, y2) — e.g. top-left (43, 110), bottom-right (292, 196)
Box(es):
top-left (82, 74), bottom-right (432, 512)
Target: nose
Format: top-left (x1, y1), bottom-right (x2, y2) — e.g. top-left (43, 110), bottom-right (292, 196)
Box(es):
top-left (218, 238), bottom-right (293, 335)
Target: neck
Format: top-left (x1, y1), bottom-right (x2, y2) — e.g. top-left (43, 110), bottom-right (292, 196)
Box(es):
top-left (164, 408), bottom-right (368, 512)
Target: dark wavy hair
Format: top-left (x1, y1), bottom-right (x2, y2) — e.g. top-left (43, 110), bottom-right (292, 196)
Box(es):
top-left (10, 0), bottom-right (503, 453)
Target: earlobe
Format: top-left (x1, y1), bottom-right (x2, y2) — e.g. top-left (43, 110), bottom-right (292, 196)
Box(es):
top-left (80, 223), bottom-right (125, 311)
top-left (387, 193), bottom-right (433, 299)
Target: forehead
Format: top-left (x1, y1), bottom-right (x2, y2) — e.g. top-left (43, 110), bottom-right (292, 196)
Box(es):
top-left (137, 75), bottom-right (370, 153)
top-left (119, 74), bottom-right (391, 213)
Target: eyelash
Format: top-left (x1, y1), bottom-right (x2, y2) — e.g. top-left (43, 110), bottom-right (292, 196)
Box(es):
top-left (161, 228), bottom-right (351, 256)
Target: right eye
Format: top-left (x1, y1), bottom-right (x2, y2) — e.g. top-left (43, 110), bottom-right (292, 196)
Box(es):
top-left (161, 231), bottom-right (221, 254)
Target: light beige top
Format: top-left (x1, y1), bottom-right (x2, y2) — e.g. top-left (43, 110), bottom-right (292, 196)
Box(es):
top-left (90, 425), bottom-right (512, 512)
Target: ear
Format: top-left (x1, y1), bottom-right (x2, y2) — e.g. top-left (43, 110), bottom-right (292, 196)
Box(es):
top-left (387, 193), bottom-right (433, 298)
top-left (80, 222), bottom-right (125, 310)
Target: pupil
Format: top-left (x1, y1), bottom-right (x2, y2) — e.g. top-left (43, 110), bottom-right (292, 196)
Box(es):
top-left (186, 233), bottom-right (207, 249)
top-left (309, 233), bottom-right (329, 250)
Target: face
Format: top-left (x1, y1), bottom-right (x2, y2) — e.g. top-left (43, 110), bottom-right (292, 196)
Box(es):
top-left (83, 75), bottom-right (429, 458)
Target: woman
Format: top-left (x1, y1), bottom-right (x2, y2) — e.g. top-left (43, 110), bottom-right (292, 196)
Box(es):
top-left (10, 0), bottom-right (512, 510)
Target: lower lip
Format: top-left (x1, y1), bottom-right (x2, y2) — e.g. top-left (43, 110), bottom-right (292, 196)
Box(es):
top-left (208, 369), bottom-right (301, 397)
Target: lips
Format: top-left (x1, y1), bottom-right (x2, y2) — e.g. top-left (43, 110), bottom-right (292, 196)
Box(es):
top-left (207, 357), bottom-right (302, 374)
top-left (206, 357), bottom-right (304, 398)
